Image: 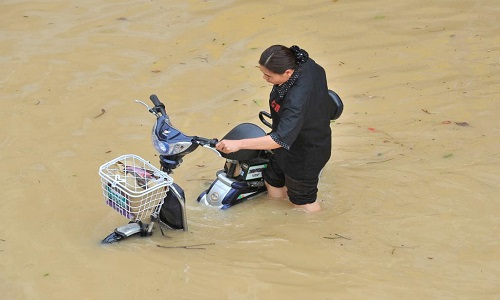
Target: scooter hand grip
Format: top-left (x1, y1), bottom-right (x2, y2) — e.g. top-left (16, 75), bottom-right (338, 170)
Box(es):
top-left (209, 139), bottom-right (218, 148)
top-left (149, 94), bottom-right (167, 116)
top-left (149, 94), bottom-right (162, 106)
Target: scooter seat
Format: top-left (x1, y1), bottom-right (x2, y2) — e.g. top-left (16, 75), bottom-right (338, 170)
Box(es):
top-left (220, 123), bottom-right (266, 161)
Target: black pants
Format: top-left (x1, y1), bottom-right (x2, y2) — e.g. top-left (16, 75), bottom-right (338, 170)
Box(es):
top-left (263, 154), bottom-right (326, 205)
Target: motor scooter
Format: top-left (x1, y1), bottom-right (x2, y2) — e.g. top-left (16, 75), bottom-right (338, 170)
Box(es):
top-left (99, 92), bottom-right (343, 243)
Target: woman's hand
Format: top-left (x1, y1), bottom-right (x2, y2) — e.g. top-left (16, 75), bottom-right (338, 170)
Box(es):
top-left (216, 140), bottom-right (242, 154)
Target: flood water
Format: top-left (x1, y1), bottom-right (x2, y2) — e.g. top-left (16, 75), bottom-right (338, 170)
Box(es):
top-left (1, 0), bottom-right (499, 299)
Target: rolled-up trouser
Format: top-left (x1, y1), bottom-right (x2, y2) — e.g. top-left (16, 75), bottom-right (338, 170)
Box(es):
top-left (263, 155), bottom-right (321, 205)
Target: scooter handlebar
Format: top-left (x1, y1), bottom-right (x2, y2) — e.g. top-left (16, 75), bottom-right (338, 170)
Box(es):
top-left (149, 94), bottom-right (167, 116)
top-left (149, 94), bottom-right (162, 106)
top-left (192, 137), bottom-right (221, 157)
top-left (209, 139), bottom-right (218, 148)
top-left (193, 136), bottom-right (218, 148)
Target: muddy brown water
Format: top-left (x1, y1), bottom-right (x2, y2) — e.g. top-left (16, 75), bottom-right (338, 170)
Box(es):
top-left (1, 0), bottom-right (499, 299)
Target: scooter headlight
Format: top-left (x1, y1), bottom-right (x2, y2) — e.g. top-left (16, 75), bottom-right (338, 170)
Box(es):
top-left (152, 128), bottom-right (170, 155)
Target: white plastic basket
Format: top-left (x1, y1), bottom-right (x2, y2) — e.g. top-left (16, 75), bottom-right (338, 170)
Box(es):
top-left (99, 154), bottom-right (173, 221)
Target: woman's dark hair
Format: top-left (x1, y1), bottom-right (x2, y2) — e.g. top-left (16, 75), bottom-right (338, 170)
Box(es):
top-left (259, 45), bottom-right (309, 74)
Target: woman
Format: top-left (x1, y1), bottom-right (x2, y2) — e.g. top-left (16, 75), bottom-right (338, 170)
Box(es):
top-left (216, 45), bottom-right (335, 212)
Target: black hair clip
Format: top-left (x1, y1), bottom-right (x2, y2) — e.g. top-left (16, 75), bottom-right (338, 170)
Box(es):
top-left (290, 45), bottom-right (309, 64)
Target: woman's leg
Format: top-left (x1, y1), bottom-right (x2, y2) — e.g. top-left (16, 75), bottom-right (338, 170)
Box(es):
top-left (285, 175), bottom-right (322, 212)
top-left (266, 181), bottom-right (320, 211)
top-left (294, 201), bottom-right (321, 212)
top-left (265, 181), bottom-right (287, 198)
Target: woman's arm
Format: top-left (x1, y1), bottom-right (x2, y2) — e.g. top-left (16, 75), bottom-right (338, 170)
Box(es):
top-left (216, 135), bottom-right (281, 154)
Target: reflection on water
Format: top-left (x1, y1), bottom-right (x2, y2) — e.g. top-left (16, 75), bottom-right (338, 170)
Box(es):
top-left (1, 0), bottom-right (499, 299)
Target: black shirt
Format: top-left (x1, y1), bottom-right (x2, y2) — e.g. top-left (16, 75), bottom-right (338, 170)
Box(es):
top-left (268, 58), bottom-right (333, 178)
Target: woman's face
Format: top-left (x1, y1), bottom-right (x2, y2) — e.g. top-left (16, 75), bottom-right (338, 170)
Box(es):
top-left (259, 65), bottom-right (293, 85)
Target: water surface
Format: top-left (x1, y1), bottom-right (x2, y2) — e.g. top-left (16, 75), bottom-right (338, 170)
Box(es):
top-left (1, 0), bottom-right (499, 299)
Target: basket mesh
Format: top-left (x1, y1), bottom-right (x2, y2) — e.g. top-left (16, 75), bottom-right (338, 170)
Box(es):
top-left (99, 154), bottom-right (173, 221)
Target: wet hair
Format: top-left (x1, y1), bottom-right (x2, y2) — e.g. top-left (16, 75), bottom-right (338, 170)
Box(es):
top-left (259, 45), bottom-right (309, 74)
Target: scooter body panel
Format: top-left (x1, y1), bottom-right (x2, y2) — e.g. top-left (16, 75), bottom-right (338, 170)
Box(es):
top-left (197, 171), bottom-right (267, 209)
